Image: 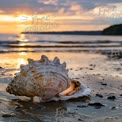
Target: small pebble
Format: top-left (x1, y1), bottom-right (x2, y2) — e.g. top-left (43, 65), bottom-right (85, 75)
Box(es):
top-left (89, 68), bottom-right (93, 70)
top-left (100, 82), bottom-right (107, 86)
top-left (107, 96), bottom-right (116, 101)
top-left (78, 118), bottom-right (83, 121)
top-left (111, 106), bottom-right (117, 110)
top-left (96, 94), bottom-right (103, 98)
top-left (77, 105), bottom-right (88, 108)
top-left (2, 113), bottom-right (15, 117)
top-left (88, 102), bottom-right (105, 109)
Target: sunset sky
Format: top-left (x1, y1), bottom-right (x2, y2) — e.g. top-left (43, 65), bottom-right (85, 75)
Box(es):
top-left (0, 0), bottom-right (122, 34)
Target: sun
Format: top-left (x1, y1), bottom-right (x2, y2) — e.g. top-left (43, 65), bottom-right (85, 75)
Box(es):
top-left (16, 15), bottom-right (32, 22)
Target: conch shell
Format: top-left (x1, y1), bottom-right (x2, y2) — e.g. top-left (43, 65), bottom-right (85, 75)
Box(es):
top-left (6, 55), bottom-right (90, 102)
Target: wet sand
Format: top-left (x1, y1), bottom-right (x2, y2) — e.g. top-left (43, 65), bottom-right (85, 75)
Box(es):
top-left (0, 52), bottom-right (122, 122)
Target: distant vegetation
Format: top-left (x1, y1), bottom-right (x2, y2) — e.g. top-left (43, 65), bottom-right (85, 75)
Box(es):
top-left (22, 31), bottom-right (102, 35)
top-left (102, 24), bottom-right (122, 36)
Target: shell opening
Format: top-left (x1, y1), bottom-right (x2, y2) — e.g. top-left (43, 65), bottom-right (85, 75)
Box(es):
top-left (60, 81), bottom-right (76, 96)
top-left (60, 80), bottom-right (81, 96)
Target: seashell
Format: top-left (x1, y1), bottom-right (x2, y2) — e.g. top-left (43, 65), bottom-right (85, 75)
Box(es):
top-left (6, 55), bottom-right (91, 102)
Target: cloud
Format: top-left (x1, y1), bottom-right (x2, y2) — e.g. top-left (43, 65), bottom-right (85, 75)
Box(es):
top-left (0, 10), bottom-right (4, 14)
top-left (0, 0), bottom-right (121, 15)
top-left (38, 0), bottom-right (58, 5)
top-left (0, 0), bottom-right (42, 14)
top-left (70, 4), bottom-right (82, 11)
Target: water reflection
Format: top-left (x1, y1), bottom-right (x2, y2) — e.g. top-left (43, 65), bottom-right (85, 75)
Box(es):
top-left (16, 34), bottom-right (28, 68)
top-left (19, 52), bottom-right (27, 56)
top-left (17, 34), bottom-right (29, 50)
top-left (17, 58), bottom-right (27, 67)
top-left (17, 34), bottom-right (28, 42)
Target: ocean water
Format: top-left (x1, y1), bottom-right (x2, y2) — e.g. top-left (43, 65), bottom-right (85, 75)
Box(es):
top-left (0, 34), bottom-right (122, 54)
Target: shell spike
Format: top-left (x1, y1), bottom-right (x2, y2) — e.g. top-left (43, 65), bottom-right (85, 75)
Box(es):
top-left (28, 58), bottom-right (34, 64)
top-left (20, 64), bottom-right (25, 69)
top-left (62, 62), bottom-right (66, 68)
top-left (53, 57), bottom-right (60, 65)
top-left (41, 55), bottom-right (48, 60)
top-left (40, 55), bottom-right (49, 63)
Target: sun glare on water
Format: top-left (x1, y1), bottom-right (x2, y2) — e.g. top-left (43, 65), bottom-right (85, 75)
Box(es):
top-left (17, 58), bottom-right (27, 69)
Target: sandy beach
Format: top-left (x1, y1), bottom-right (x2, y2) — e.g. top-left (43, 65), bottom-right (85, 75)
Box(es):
top-left (0, 52), bottom-right (122, 122)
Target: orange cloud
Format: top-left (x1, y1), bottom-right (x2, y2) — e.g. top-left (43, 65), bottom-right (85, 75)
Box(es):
top-left (0, 10), bottom-right (4, 14)
top-left (70, 4), bottom-right (82, 11)
top-left (38, 0), bottom-right (58, 5)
